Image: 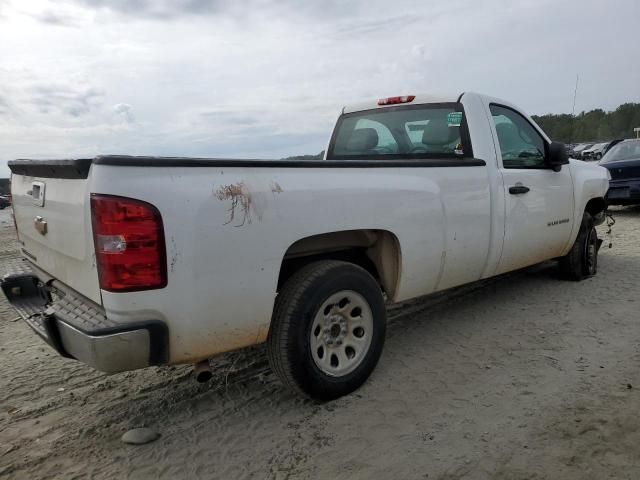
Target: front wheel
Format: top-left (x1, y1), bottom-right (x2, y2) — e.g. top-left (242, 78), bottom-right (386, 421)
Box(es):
top-left (267, 260), bottom-right (386, 400)
top-left (558, 213), bottom-right (599, 280)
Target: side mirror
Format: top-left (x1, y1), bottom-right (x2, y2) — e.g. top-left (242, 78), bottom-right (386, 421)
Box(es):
top-left (547, 142), bottom-right (570, 172)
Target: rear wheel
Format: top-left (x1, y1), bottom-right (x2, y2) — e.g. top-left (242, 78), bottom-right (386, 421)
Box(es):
top-left (559, 213), bottom-right (598, 280)
top-left (267, 260), bottom-right (386, 400)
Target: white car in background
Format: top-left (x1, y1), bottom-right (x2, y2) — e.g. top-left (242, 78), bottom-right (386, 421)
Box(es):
top-left (582, 142), bottom-right (610, 161)
top-left (571, 143), bottom-right (594, 159)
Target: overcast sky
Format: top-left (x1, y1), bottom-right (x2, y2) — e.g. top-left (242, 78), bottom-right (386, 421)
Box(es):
top-left (1, 0), bottom-right (639, 177)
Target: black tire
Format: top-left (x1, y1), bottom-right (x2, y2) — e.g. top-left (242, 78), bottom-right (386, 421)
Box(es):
top-left (595, 153), bottom-right (602, 161)
top-left (558, 213), bottom-right (599, 281)
top-left (267, 260), bottom-right (386, 400)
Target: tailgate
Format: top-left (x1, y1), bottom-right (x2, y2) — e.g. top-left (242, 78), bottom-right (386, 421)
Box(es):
top-left (9, 159), bottom-right (101, 304)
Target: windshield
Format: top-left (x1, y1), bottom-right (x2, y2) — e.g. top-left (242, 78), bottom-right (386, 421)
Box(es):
top-left (327, 103), bottom-right (469, 160)
top-left (600, 140), bottom-right (640, 163)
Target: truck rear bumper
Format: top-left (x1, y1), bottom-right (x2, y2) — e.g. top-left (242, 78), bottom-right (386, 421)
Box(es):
top-left (1, 258), bottom-right (168, 373)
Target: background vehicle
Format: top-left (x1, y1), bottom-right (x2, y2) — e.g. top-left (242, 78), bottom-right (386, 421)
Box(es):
top-left (594, 142), bottom-right (611, 160)
top-left (599, 138), bottom-right (640, 205)
top-left (564, 143), bottom-right (577, 156)
top-left (605, 138), bottom-right (625, 154)
top-left (2, 92), bottom-right (609, 400)
top-left (582, 142), bottom-right (610, 161)
top-left (0, 194), bottom-right (11, 209)
top-left (571, 143), bottom-right (594, 159)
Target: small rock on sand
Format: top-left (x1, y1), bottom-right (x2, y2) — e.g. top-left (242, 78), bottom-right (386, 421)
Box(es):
top-left (121, 428), bottom-right (160, 445)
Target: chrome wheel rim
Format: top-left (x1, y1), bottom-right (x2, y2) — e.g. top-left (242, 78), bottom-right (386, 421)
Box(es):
top-left (310, 290), bottom-right (374, 377)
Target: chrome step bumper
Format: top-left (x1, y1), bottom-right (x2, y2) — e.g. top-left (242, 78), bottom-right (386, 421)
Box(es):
top-left (1, 257), bottom-right (168, 373)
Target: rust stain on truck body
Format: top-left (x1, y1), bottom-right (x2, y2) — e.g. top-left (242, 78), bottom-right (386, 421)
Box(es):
top-left (215, 182), bottom-right (252, 227)
top-left (216, 181), bottom-right (284, 226)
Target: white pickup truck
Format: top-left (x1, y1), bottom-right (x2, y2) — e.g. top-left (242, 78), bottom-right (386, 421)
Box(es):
top-left (2, 92), bottom-right (609, 400)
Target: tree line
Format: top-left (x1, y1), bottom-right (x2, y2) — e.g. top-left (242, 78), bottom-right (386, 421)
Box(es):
top-left (532, 103), bottom-right (640, 144)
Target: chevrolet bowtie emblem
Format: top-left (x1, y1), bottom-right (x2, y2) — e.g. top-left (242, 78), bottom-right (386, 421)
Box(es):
top-left (34, 216), bottom-right (48, 235)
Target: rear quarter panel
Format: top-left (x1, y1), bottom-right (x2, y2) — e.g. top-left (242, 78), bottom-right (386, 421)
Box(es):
top-left (89, 162), bottom-right (486, 363)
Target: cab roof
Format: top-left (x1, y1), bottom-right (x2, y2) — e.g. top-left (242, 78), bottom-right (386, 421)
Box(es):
top-left (342, 93), bottom-right (464, 114)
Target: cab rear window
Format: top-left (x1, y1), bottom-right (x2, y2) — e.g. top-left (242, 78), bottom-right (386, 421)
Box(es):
top-left (327, 103), bottom-right (472, 160)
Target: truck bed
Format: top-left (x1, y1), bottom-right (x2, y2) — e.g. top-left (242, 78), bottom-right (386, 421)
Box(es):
top-left (8, 154), bottom-right (492, 365)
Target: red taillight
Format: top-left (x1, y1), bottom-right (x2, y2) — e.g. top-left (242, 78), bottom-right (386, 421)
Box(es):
top-left (377, 95), bottom-right (415, 106)
top-left (90, 194), bottom-right (167, 292)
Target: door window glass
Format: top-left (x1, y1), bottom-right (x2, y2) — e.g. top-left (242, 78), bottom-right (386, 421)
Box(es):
top-left (490, 105), bottom-right (546, 169)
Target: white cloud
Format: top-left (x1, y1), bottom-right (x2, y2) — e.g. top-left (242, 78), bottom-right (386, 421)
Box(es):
top-left (1, 0), bottom-right (640, 177)
top-left (113, 103), bottom-right (134, 123)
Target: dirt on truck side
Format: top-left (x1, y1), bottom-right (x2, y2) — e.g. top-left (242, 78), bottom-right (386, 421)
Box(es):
top-left (1, 206), bottom-right (640, 480)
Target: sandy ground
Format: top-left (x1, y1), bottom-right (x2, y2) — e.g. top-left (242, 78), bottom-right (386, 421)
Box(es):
top-left (1, 206), bottom-right (639, 480)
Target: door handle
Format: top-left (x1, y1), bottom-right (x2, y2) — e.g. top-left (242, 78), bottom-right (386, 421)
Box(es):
top-left (509, 185), bottom-right (530, 195)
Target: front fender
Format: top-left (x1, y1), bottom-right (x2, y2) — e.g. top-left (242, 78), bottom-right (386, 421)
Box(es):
top-left (562, 159), bottom-right (609, 254)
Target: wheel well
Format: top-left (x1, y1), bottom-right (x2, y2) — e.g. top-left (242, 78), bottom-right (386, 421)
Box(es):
top-left (585, 197), bottom-right (607, 217)
top-left (277, 230), bottom-right (401, 300)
